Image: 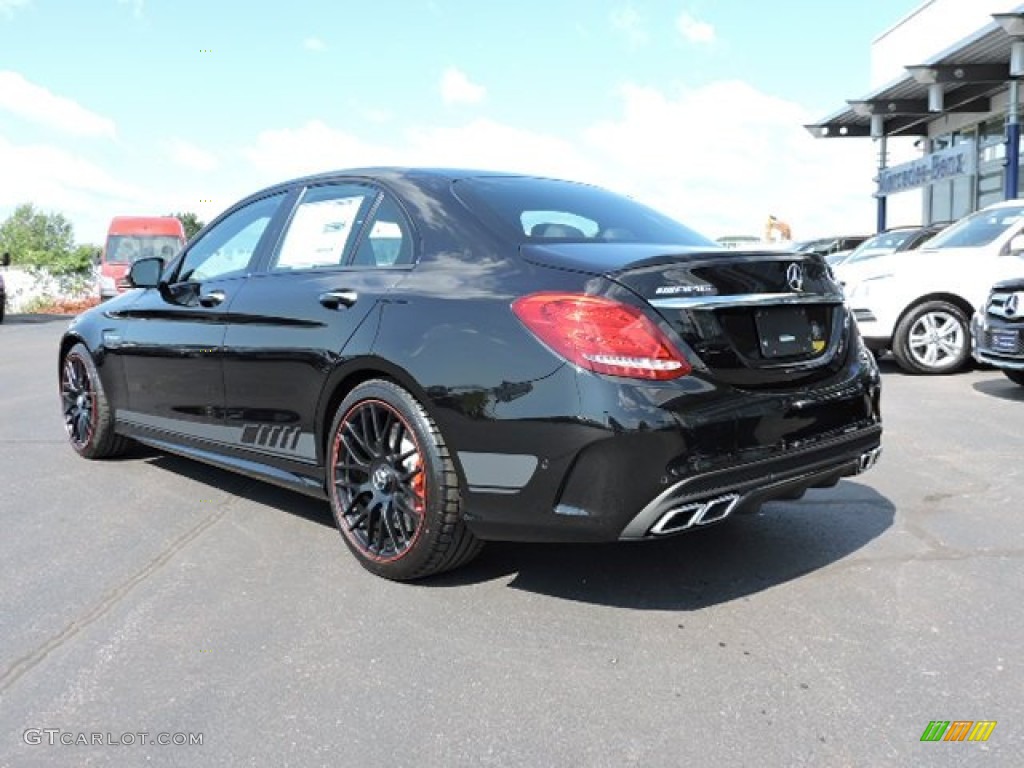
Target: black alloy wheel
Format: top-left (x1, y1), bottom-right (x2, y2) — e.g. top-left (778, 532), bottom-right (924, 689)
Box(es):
top-left (60, 343), bottom-right (128, 459)
top-left (333, 399), bottom-right (426, 561)
top-left (62, 352), bottom-right (95, 450)
top-left (327, 380), bottom-right (482, 580)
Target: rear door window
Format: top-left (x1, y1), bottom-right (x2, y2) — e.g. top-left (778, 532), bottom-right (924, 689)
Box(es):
top-left (270, 184), bottom-right (377, 271)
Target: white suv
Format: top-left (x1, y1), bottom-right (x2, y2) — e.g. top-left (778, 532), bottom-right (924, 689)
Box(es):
top-left (843, 199), bottom-right (1024, 374)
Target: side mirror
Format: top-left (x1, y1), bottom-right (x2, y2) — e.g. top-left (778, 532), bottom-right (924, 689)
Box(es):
top-left (92, 249), bottom-right (102, 265)
top-left (1010, 234), bottom-right (1024, 254)
top-left (128, 257), bottom-right (164, 288)
top-left (1, 252), bottom-right (9, 267)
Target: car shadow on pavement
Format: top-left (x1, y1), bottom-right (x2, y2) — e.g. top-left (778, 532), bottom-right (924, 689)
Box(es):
top-left (972, 377), bottom-right (1024, 401)
top-left (143, 453), bottom-right (335, 529)
top-left (139, 451), bottom-right (893, 610)
top-left (429, 482), bottom-right (894, 610)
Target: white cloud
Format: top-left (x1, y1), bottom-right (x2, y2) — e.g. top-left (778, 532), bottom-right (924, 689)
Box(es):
top-left (0, 0), bottom-right (31, 18)
top-left (303, 36), bottom-right (326, 52)
top-left (0, 135), bottom-right (141, 241)
top-left (117, 0), bottom-right (143, 19)
top-left (676, 11), bottom-right (715, 44)
top-left (439, 67), bottom-right (486, 106)
top-left (4, 79), bottom-right (880, 247)
top-left (237, 82), bottom-right (878, 239)
top-left (583, 81), bottom-right (876, 238)
top-left (407, 119), bottom-right (598, 182)
top-left (241, 120), bottom-right (401, 180)
top-left (0, 70), bottom-right (116, 138)
top-left (165, 138), bottom-right (219, 172)
top-left (610, 4), bottom-right (647, 47)
top-left (357, 105), bottom-right (392, 124)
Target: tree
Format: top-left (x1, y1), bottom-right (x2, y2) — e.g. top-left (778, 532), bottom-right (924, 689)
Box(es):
top-left (168, 211), bottom-right (205, 240)
top-left (0, 203), bottom-right (86, 274)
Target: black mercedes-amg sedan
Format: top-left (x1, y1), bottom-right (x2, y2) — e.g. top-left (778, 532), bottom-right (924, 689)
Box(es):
top-left (59, 168), bottom-right (882, 580)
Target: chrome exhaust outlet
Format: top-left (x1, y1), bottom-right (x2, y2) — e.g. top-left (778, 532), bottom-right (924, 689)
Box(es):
top-left (650, 493), bottom-right (741, 535)
top-left (857, 446), bottom-right (882, 473)
top-left (697, 493), bottom-right (740, 525)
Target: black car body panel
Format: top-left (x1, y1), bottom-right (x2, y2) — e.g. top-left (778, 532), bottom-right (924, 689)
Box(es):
top-left (60, 168), bottom-right (882, 549)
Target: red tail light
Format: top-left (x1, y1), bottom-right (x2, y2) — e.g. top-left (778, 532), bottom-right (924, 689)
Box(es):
top-left (511, 292), bottom-right (691, 380)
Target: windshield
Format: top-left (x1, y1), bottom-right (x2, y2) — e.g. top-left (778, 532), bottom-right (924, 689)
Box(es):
top-left (924, 206), bottom-right (1024, 249)
top-left (795, 238), bottom-right (835, 253)
top-left (453, 176), bottom-right (718, 246)
top-left (105, 234), bottom-right (184, 264)
top-left (844, 230), bottom-right (915, 264)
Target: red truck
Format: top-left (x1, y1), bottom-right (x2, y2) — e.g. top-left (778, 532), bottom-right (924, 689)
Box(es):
top-left (98, 216), bottom-right (186, 299)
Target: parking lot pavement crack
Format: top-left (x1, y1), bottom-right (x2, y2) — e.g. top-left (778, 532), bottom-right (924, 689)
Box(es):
top-left (0, 489), bottom-right (247, 693)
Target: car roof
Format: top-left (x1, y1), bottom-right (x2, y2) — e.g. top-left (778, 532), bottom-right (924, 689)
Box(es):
top-left (979, 198), bottom-right (1024, 211)
top-left (233, 167), bottom-right (586, 210)
top-left (267, 167), bottom-right (526, 190)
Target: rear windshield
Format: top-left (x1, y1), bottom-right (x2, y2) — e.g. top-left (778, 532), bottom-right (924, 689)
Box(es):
top-left (105, 234), bottom-right (184, 264)
top-left (925, 205), bottom-right (1024, 249)
top-left (452, 176), bottom-right (717, 246)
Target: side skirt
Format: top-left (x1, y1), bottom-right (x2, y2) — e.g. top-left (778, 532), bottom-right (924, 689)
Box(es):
top-left (121, 424), bottom-right (328, 501)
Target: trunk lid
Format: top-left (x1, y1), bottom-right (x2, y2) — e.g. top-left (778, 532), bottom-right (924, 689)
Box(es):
top-left (521, 244), bottom-right (849, 388)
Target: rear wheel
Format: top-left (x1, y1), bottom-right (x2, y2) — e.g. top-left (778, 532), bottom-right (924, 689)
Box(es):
top-left (327, 379), bottom-right (482, 581)
top-left (892, 300), bottom-right (970, 374)
top-left (1004, 369), bottom-right (1024, 387)
top-left (60, 343), bottom-right (129, 458)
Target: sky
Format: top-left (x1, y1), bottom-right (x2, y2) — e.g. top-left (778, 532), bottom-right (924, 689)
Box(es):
top-left (0, 0), bottom-right (927, 245)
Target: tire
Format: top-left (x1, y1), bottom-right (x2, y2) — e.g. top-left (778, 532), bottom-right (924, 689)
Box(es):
top-left (60, 343), bottom-right (130, 459)
top-left (326, 379), bottom-right (482, 581)
top-left (1004, 369), bottom-right (1024, 387)
top-left (892, 300), bottom-right (971, 375)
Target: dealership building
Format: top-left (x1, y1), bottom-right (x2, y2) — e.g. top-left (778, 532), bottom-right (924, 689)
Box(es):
top-left (808, 0), bottom-right (1024, 231)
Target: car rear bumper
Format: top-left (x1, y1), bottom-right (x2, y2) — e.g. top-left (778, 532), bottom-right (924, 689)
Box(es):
top-left (459, 359), bottom-right (882, 543)
top-left (617, 427), bottom-right (881, 539)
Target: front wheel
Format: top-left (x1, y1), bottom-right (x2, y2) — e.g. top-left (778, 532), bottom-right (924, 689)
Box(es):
top-left (892, 300), bottom-right (971, 375)
top-left (60, 343), bottom-right (129, 458)
top-left (1003, 369), bottom-right (1024, 387)
top-left (327, 379), bottom-right (482, 581)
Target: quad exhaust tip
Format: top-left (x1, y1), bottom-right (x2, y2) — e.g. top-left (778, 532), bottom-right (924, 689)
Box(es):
top-left (650, 493), bottom-right (741, 535)
top-left (857, 446), bottom-right (882, 473)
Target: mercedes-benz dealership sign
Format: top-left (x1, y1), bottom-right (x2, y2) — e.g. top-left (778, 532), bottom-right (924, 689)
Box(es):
top-left (876, 141), bottom-right (976, 197)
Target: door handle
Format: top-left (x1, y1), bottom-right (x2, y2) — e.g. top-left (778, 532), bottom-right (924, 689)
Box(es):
top-left (319, 290), bottom-right (358, 309)
top-left (198, 290), bottom-right (226, 307)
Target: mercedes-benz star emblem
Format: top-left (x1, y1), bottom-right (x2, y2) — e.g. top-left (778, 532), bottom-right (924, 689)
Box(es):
top-left (372, 467), bottom-right (391, 491)
top-left (786, 263), bottom-right (804, 292)
top-left (1006, 293), bottom-right (1019, 318)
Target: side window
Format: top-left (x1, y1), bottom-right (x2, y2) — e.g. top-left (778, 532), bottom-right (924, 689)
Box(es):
top-left (350, 195), bottom-right (415, 267)
top-left (272, 184), bottom-right (376, 271)
top-left (177, 193), bottom-right (285, 282)
top-left (521, 210), bottom-right (598, 239)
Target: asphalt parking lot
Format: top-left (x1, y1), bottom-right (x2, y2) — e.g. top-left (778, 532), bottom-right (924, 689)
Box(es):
top-left (1, 315), bottom-right (1021, 767)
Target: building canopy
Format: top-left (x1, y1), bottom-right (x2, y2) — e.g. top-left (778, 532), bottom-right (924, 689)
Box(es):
top-left (806, 10), bottom-right (1024, 140)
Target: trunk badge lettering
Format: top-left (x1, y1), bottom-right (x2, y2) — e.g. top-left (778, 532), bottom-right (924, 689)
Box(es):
top-left (654, 284), bottom-right (716, 296)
